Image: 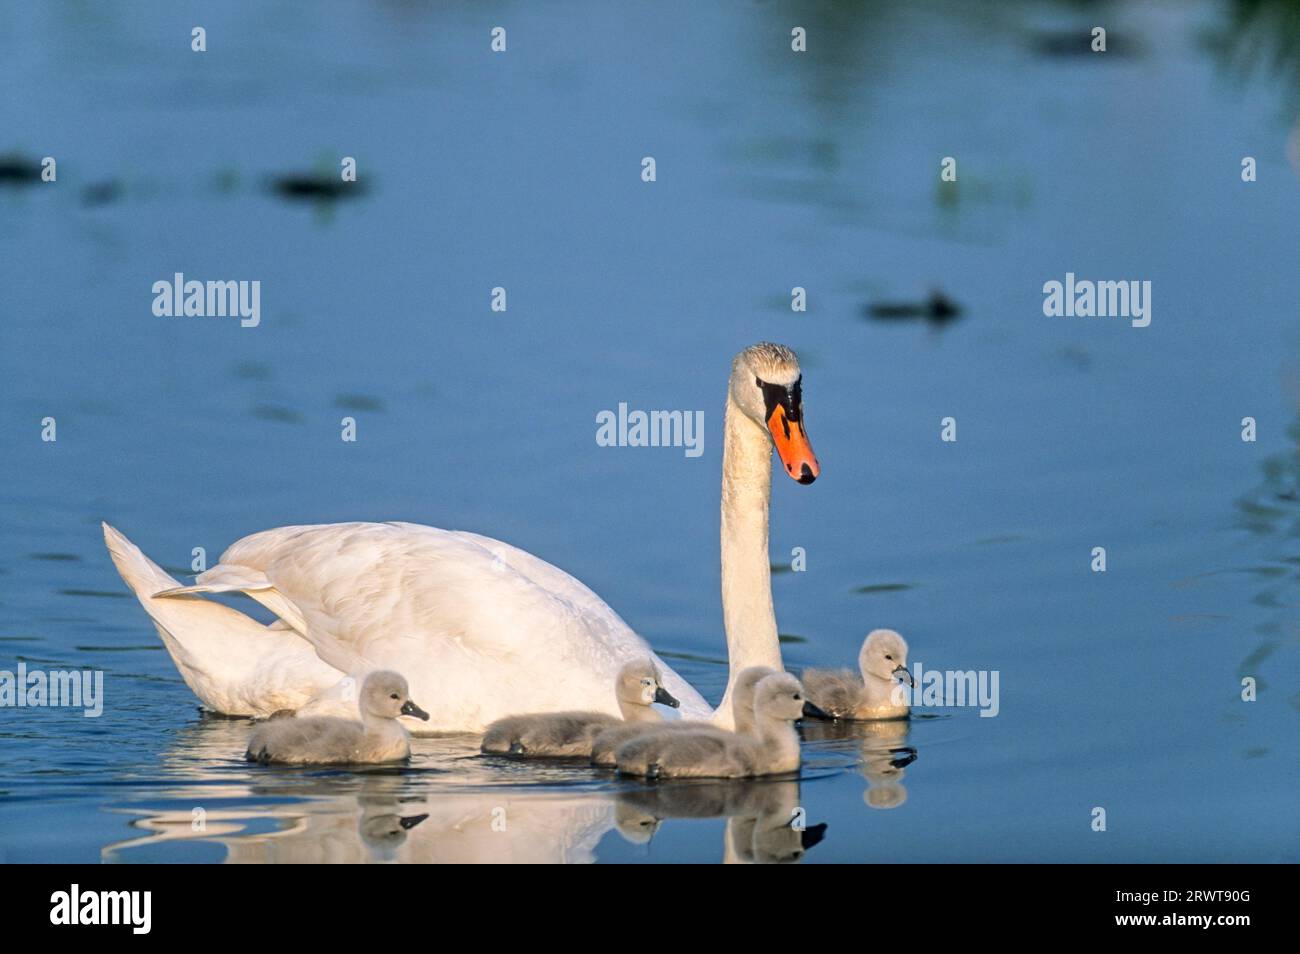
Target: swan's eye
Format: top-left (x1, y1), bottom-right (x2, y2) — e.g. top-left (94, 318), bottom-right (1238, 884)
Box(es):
top-left (757, 376), bottom-right (804, 425)
top-left (390, 693), bottom-right (400, 700)
top-left (885, 654), bottom-right (893, 661)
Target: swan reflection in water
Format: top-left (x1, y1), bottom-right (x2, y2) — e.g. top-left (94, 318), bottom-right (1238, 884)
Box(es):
top-left (616, 779), bottom-right (827, 864)
top-left (802, 718), bottom-right (917, 809)
top-left (104, 766), bottom-right (620, 864)
top-left (101, 717), bottom-right (826, 863)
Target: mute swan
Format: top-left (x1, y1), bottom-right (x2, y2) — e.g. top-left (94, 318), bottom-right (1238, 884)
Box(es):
top-left (588, 664), bottom-right (774, 767)
top-left (801, 629), bottom-right (913, 720)
top-left (102, 342), bottom-right (819, 732)
top-left (245, 671), bottom-right (429, 764)
top-left (615, 673), bottom-right (827, 779)
top-left (480, 659), bottom-right (678, 757)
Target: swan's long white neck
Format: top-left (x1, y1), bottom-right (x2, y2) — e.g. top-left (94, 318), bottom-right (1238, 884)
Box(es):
top-left (713, 394), bottom-right (783, 727)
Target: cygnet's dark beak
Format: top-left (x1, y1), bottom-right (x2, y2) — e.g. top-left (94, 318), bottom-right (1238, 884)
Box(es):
top-left (654, 686), bottom-right (680, 708)
top-left (801, 700), bottom-right (831, 721)
top-left (892, 665), bottom-right (915, 687)
top-left (801, 822), bottom-right (828, 850)
top-left (400, 813), bottom-right (429, 830)
top-left (890, 747), bottom-right (918, 770)
top-left (401, 699), bottom-right (430, 721)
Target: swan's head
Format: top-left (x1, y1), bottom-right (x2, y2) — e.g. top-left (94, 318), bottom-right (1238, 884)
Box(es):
top-left (860, 629), bottom-right (912, 686)
top-left (617, 659), bottom-right (679, 708)
top-left (361, 670), bottom-right (430, 721)
top-left (730, 342), bottom-right (820, 484)
top-left (754, 672), bottom-right (828, 722)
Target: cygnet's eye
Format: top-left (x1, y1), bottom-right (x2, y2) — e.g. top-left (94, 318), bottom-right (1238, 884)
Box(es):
top-left (793, 694), bottom-right (802, 701)
top-left (885, 654), bottom-right (893, 661)
top-left (390, 693), bottom-right (400, 700)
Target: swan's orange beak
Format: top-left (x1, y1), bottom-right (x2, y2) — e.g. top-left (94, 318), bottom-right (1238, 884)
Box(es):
top-left (768, 405), bottom-right (819, 484)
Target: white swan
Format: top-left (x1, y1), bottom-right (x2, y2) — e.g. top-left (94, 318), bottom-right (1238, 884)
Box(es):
top-left (102, 342), bottom-right (819, 733)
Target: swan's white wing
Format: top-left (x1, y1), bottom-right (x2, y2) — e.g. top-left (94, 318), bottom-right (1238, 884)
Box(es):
top-left (446, 527), bottom-right (638, 628)
top-left (210, 522), bottom-right (710, 730)
top-left (154, 560), bottom-right (364, 674)
top-left (442, 527), bottom-right (710, 715)
top-left (102, 522), bottom-right (344, 717)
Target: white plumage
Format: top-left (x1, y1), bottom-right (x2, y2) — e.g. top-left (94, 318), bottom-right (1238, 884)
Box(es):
top-left (109, 520), bottom-right (709, 731)
top-left (101, 343), bottom-right (819, 734)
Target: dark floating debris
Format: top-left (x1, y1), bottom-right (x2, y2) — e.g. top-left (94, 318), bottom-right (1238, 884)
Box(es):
top-left (251, 403), bottom-right (305, 424)
top-left (853, 582), bottom-right (913, 595)
top-left (866, 290), bottom-right (962, 327)
top-left (0, 153), bottom-right (44, 186)
top-left (1030, 30), bottom-right (1138, 58)
top-left (1058, 344), bottom-right (1093, 372)
top-left (269, 171), bottom-right (365, 202)
top-left (81, 180), bottom-right (124, 207)
top-left (231, 360), bottom-right (273, 381)
top-left (57, 588), bottom-right (130, 599)
top-left (74, 645), bottom-right (162, 653)
top-left (214, 167), bottom-right (241, 193)
top-left (334, 393), bottom-right (385, 413)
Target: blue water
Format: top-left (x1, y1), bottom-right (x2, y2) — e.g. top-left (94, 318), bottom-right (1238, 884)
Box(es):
top-left (1, 0), bottom-right (1297, 863)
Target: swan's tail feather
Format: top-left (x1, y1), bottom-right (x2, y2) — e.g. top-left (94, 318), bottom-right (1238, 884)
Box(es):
top-left (101, 522), bottom-right (333, 715)
top-left (102, 521), bottom-right (182, 599)
top-left (127, 539), bottom-right (351, 678)
top-left (154, 563), bottom-right (273, 598)
top-left (155, 563), bottom-right (308, 636)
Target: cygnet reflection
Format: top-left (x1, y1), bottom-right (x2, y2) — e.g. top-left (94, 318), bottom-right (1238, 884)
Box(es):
top-left (614, 779), bottom-right (827, 864)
